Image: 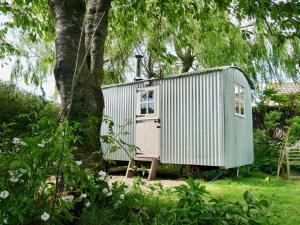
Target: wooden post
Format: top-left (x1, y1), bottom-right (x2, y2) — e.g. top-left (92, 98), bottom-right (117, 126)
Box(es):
top-left (125, 160), bottom-right (134, 178)
top-left (148, 159), bottom-right (159, 181)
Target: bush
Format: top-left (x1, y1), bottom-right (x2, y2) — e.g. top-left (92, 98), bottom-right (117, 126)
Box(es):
top-left (253, 87), bottom-right (300, 174)
top-left (0, 115), bottom-right (128, 224)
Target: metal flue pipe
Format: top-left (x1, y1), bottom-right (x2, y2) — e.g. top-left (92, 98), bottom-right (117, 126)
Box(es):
top-left (134, 54), bottom-right (144, 81)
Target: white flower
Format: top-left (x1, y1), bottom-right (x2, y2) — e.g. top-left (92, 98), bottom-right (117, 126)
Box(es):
top-left (61, 195), bottom-right (74, 202)
top-left (76, 161), bottom-right (82, 166)
top-left (3, 218), bottom-right (8, 224)
top-left (119, 194), bottom-right (124, 200)
top-left (41, 212), bottom-right (50, 221)
top-left (38, 186), bottom-right (45, 194)
top-left (102, 188), bottom-right (108, 194)
top-left (12, 137), bottom-right (21, 145)
top-left (98, 171), bottom-right (106, 177)
top-left (12, 138), bottom-right (26, 146)
top-left (0, 190), bottom-right (9, 199)
top-left (80, 193), bottom-right (87, 198)
top-left (37, 140), bottom-right (46, 148)
top-left (9, 176), bottom-right (19, 183)
top-left (85, 201), bottom-right (91, 208)
top-left (107, 192), bottom-right (112, 197)
top-left (114, 200), bottom-right (122, 207)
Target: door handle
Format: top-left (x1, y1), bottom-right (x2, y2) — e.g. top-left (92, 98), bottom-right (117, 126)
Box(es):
top-left (156, 126), bottom-right (161, 128)
top-left (154, 119), bottom-right (160, 123)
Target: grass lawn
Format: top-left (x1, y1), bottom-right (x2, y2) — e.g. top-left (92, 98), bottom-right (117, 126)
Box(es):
top-left (198, 174), bottom-right (300, 225)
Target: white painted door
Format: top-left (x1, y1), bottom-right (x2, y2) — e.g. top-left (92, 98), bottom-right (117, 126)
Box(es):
top-left (135, 86), bottom-right (160, 158)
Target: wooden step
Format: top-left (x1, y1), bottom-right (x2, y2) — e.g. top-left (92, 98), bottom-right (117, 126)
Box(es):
top-left (128, 168), bottom-right (151, 172)
top-left (134, 157), bottom-right (159, 162)
top-left (125, 157), bottom-right (159, 181)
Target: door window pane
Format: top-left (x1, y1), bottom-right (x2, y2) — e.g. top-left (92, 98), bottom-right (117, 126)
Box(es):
top-left (141, 103), bottom-right (147, 114)
top-left (148, 90), bottom-right (154, 101)
top-left (148, 102), bottom-right (155, 114)
top-left (141, 91), bottom-right (147, 102)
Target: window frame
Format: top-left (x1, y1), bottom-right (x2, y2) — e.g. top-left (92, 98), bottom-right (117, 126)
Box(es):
top-left (234, 83), bottom-right (246, 118)
top-left (136, 86), bottom-right (159, 120)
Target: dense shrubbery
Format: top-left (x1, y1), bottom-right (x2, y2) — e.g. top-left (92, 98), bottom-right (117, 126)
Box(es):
top-left (253, 88), bottom-right (300, 174)
top-left (0, 119), bottom-right (128, 224)
top-left (0, 81), bottom-right (59, 141)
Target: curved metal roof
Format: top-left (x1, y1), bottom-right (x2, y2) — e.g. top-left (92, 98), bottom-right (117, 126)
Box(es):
top-left (103, 66), bottom-right (255, 89)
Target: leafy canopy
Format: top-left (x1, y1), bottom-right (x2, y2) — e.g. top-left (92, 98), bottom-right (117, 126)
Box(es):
top-left (0, 0), bottom-right (299, 87)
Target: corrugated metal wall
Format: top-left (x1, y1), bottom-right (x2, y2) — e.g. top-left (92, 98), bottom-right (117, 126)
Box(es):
top-left (223, 68), bottom-right (254, 168)
top-left (102, 80), bottom-right (161, 161)
top-left (160, 72), bottom-right (224, 166)
top-left (102, 67), bottom-right (253, 168)
top-left (102, 84), bottom-right (137, 161)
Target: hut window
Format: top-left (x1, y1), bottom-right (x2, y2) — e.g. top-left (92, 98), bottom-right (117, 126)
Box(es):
top-left (234, 84), bottom-right (245, 117)
top-left (140, 90), bottom-right (155, 114)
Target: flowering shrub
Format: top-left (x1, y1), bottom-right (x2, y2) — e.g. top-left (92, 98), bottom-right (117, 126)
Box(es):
top-left (0, 121), bottom-right (129, 225)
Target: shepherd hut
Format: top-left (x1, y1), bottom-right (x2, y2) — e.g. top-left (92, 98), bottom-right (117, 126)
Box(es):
top-left (102, 60), bottom-right (254, 180)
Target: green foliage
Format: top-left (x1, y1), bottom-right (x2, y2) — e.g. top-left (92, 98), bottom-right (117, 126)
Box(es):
top-left (79, 178), bottom-right (271, 225)
top-left (253, 88), bottom-right (300, 174)
top-left (1, 0), bottom-right (300, 86)
top-left (0, 118), bottom-right (128, 225)
top-left (101, 117), bottom-right (139, 159)
top-left (0, 81), bottom-right (58, 141)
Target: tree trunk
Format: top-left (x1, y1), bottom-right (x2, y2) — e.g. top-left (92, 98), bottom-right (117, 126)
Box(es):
top-left (173, 38), bottom-right (194, 73)
top-left (49, 0), bottom-right (112, 169)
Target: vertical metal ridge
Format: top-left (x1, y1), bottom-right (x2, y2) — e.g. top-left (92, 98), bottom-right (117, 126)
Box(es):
top-left (104, 72), bottom-right (224, 167)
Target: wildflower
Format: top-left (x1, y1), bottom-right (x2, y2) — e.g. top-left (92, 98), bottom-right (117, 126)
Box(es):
top-left (38, 186), bottom-right (44, 194)
top-left (107, 192), bottom-right (112, 197)
top-left (0, 190), bottom-right (9, 199)
top-left (3, 218), bottom-right (7, 224)
top-left (85, 201), bottom-right (91, 208)
top-left (76, 161), bottom-right (82, 166)
top-left (9, 176), bottom-right (19, 183)
top-left (41, 212), bottom-right (50, 221)
top-left (61, 195), bottom-right (74, 202)
top-left (102, 188), bottom-right (108, 194)
top-left (119, 194), bottom-right (124, 200)
top-left (12, 137), bottom-right (21, 145)
top-left (37, 140), bottom-right (46, 148)
top-left (98, 171), bottom-right (106, 177)
top-left (114, 200), bottom-right (122, 207)
top-left (12, 138), bottom-right (26, 146)
top-left (80, 193), bottom-right (87, 198)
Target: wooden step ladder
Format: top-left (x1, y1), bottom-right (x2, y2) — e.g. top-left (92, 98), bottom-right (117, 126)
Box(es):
top-left (126, 157), bottom-right (159, 181)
